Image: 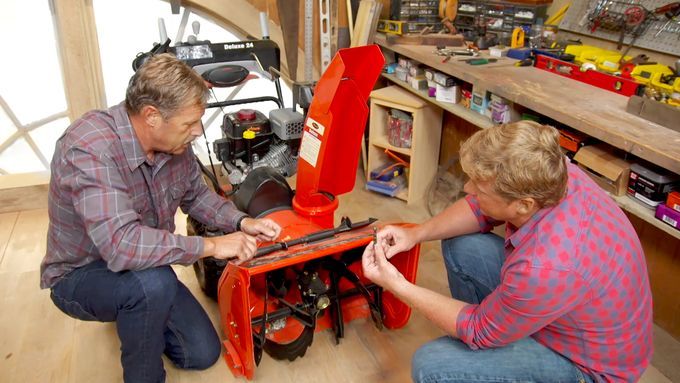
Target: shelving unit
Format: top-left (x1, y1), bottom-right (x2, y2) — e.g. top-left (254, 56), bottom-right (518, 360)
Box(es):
top-left (383, 74), bottom-right (679, 238)
top-left (382, 73), bottom-right (494, 129)
top-left (453, 0), bottom-right (548, 35)
top-left (613, 194), bottom-right (680, 241)
top-left (368, 86), bottom-right (442, 205)
top-left (396, 0), bottom-right (441, 33)
top-left (374, 34), bottom-right (680, 340)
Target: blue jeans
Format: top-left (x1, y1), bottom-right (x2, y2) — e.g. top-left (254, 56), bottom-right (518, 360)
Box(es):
top-left (411, 233), bottom-right (593, 383)
top-left (50, 260), bottom-right (221, 383)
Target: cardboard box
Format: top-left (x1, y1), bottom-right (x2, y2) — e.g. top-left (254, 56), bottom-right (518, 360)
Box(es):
top-left (409, 75), bottom-right (427, 90)
top-left (436, 84), bottom-right (460, 104)
top-left (395, 66), bottom-right (408, 82)
top-left (408, 65), bottom-right (424, 77)
top-left (574, 145), bottom-right (631, 196)
top-left (470, 84), bottom-right (490, 115)
top-left (433, 72), bottom-right (456, 87)
top-left (667, 191), bottom-right (680, 212)
top-left (655, 203), bottom-right (680, 231)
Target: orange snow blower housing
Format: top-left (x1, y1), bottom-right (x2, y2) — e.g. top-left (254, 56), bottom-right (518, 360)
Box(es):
top-left (215, 45), bottom-right (421, 379)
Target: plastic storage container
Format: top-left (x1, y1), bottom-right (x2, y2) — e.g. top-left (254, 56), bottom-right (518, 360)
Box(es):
top-left (627, 163), bottom-right (680, 208)
top-left (387, 109), bottom-right (413, 148)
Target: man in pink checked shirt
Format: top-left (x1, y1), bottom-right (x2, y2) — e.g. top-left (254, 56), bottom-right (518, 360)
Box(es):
top-left (363, 121), bottom-right (653, 382)
top-left (41, 54), bottom-right (280, 382)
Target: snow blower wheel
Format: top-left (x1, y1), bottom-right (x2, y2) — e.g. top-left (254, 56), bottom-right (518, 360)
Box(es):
top-left (187, 216), bottom-right (227, 299)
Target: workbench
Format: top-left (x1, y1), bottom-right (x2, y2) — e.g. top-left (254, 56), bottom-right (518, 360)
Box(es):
top-left (375, 33), bottom-right (680, 339)
top-left (375, 33), bottom-right (680, 240)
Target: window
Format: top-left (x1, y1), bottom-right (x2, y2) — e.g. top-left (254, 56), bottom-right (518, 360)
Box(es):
top-left (0, 0), bottom-right (292, 175)
top-left (0, 0), bottom-right (69, 174)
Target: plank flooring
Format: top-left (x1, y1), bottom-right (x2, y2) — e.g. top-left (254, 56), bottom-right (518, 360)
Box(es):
top-left (0, 174), bottom-right (677, 382)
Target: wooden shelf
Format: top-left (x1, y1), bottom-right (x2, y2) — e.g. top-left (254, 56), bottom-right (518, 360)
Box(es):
top-left (613, 194), bottom-right (680, 241)
top-left (381, 73), bottom-right (495, 130)
top-left (376, 34), bottom-right (680, 175)
top-left (368, 86), bottom-right (443, 205)
top-left (383, 73), bottom-right (680, 238)
top-left (378, 38), bottom-right (680, 238)
top-left (371, 138), bottom-right (412, 156)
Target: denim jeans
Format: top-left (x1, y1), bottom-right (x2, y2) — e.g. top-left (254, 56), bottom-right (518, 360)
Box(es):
top-left (50, 260), bottom-right (221, 383)
top-left (411, 233), bottom-right (593, 383)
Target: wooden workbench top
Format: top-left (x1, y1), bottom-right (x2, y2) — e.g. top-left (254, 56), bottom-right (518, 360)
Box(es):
top-left (375, 34), bottom-right (680, 174)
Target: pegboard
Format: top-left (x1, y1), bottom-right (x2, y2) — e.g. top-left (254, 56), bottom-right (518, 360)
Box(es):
top-left (559, 0), bottom-right (680, 55)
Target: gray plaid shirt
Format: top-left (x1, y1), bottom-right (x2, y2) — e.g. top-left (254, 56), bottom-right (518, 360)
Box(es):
top-left (40, 102), bottom-right (245, 288)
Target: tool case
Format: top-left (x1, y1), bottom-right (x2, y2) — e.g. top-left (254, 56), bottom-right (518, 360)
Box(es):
top-left (627, 163), bottom-right (680, 208)
top-left (558, 128), bottom-right (590, 153)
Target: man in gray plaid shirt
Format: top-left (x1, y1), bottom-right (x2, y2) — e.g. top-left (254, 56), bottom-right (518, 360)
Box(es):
top-left (40, 53), bottom-right (280, 382)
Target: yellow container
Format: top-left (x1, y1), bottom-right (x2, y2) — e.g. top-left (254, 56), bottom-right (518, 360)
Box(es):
top-left (649, 72), bottom-right (676, 96)
top-left (630, 64), bottom-right (674, 85)
top-left (565, 45), bottom-right (629, 70)
top-left (595, 54), bottom-right (632, 73)
top-left (565, 45), bottom-right (606, 65)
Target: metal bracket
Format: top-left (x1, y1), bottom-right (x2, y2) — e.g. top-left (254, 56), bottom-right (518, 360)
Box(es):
top-left (170, 0), bottom-right (181, 14)
top-left (320, 0), bottom-right (332, 72)
top-left (304, 0), bottom-right (314, 81)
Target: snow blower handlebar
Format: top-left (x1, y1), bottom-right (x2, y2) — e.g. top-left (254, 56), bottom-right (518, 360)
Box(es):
top-left (255, 217), bottom-right (378, 258)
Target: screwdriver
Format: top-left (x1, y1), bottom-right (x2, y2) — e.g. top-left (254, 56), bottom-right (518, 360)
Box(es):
top-left (515, 58), bottom-right (534, 67)
top-left (464, 58), bottom-right (498, 65)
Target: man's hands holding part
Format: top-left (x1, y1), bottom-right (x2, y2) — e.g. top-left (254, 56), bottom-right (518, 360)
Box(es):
top-left (202, 232), bottom-right (258, 264)
top-left (240, 217), bottom-right (281, 242)
top-left (362, 238), bottom-right (406, 291)
top-left (202, 218), bottom-right (281, 264)
top-left (376, 225), bottom-right (420, 259)
top-left (363, 225), bottom-right (420, 290)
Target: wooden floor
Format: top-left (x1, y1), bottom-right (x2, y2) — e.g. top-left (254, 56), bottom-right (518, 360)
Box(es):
top-left (0, 174), bottom-right (678, 382)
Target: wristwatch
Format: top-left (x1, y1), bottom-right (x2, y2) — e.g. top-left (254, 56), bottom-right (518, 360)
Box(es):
top-left (236, 215), bottom-right (250, 231)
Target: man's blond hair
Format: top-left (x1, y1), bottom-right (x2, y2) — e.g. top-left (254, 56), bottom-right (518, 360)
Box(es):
top-left (459, 121), bottom-right (567, 207)
top-left (125, 53), bottom-right (208, 118)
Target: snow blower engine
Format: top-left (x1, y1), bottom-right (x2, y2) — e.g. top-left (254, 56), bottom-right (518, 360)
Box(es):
top-left (132, 23), bottom-right (308, 187)
top-left (212, 105), bottom-right (304, 185)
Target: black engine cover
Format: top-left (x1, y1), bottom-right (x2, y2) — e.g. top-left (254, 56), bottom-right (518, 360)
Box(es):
top-left (233, 167), bottom-right (294, 217)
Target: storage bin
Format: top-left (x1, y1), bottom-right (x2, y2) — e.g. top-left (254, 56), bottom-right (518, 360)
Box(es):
top-left (387, 109), bottom-right (414, 148)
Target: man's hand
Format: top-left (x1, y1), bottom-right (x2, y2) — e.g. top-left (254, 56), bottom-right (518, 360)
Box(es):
top-left (377, 225), bottom-right (420, 259)
top-left (362, 240), bottom-right (406, 291)
top-left (203, 232), bottom-right (258, 264)
top-left (240, 217), bottom-right (281, 242)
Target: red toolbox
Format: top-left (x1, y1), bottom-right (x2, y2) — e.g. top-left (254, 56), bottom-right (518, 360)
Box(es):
top-left (534, 54), bottom-right (645, 97)
top-left (558, 128), bottom-right (590, 153)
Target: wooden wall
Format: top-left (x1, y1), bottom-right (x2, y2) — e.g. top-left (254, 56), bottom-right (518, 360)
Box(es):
top-left (438, 113), bottom-right (478, 175)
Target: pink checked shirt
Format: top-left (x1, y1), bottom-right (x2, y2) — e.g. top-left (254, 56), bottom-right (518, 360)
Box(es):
top-left (457, 162), bottom-right (653, 382)
top-left (41, 103), bottom-right (246, 289)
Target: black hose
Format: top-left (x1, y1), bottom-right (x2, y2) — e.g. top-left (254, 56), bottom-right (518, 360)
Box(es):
top-left (195, 156), bottom-right (224, 197)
